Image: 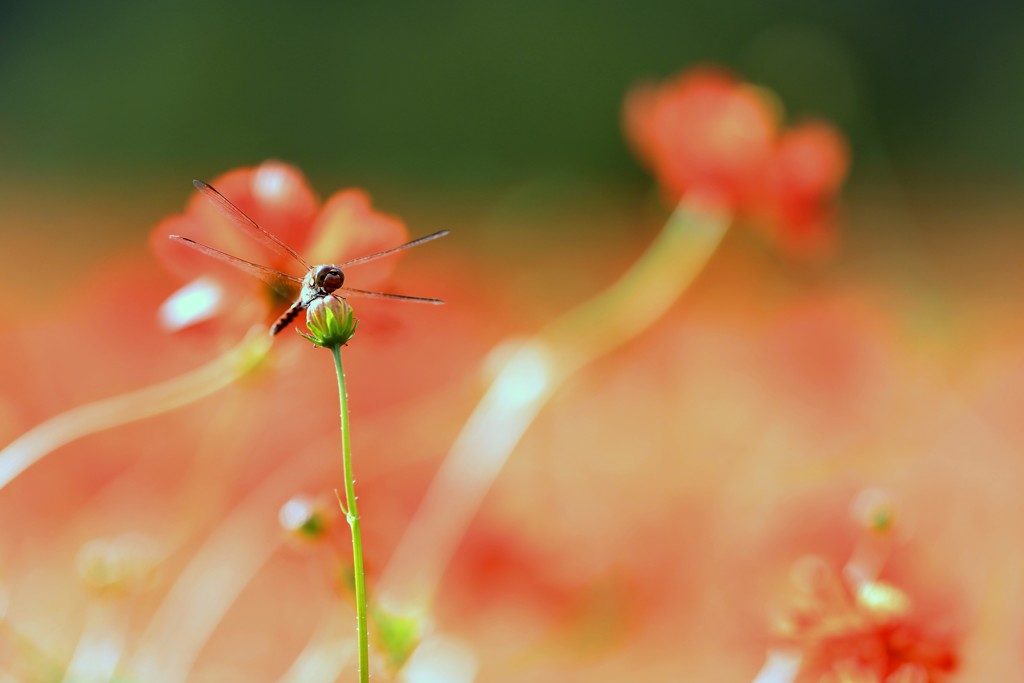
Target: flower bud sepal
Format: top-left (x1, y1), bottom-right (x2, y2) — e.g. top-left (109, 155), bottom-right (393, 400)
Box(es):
top-left (298, 295), bottom-right (359, 348)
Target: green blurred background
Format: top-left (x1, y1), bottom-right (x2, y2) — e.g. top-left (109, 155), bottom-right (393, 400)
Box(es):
top-left (2, 0), bottom-right (1022, 195)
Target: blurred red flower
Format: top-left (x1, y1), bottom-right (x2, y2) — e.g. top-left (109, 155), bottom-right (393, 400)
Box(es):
top-left (624, 66), bottom-right (849, 257)
top-left (760, 491), bottom-right (960, 683)
top-left (774, 556), bottom-right (958, 682)
top-left (150, 160), bottom-right (409, 334)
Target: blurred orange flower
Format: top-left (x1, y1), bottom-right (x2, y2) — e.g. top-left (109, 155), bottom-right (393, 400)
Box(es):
top-left (624, 66), bottom-right (849, 257)
top-left (150, 160), bottom-right (409, 334)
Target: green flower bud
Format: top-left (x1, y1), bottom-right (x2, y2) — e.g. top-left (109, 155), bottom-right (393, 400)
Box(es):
top-left (300, 295), bottom-right (358, 348)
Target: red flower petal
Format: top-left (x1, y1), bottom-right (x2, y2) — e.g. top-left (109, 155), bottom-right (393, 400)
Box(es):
top-left (624, 66), bottom-right (850, 258)
top-left (624, 67), bottom-right (779, 206)
top-left (151, 161), bottom-right (319, 283)
top-left (772, 122), bottom-right (850, 203)
top-left (305, 189), bottom-right (409, 289)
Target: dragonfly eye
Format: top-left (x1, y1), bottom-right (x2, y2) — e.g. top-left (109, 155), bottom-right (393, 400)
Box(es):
top-left (318, 268), bottom-right (344, 292)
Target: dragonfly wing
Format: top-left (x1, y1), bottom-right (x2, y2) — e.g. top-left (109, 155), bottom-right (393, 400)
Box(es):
top-left (339, 286), bottom-right (444, 305)
top-left (337, 230), bottom-right (449, 268)
top-left (170, 235), bottom-right (303, 299)
top-left (192, 179), bottom-right (311, 271)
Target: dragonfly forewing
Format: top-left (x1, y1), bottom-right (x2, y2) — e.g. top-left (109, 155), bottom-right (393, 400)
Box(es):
top-left (339, 287), bottom-right (444, 305)
top-left (171, 179), bottom-right (449, 328)
top-left (338, 230), bottom-right (450, 268)
top-left (192, 179), bottom-right (312, 272)
top-left (169, 235), bottom-right (303, 300)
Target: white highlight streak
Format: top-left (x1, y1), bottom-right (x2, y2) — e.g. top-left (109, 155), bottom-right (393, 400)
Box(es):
top-left (401, 635), bottom-right (478, 683)
top-left (750, 650), bottom-right (802, 683)
top-left (158, 277), bottom-right (224, 331)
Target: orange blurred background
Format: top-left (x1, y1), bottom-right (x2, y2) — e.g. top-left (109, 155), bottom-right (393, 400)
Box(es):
top-left (2, 3), bottom-right (1024, 682)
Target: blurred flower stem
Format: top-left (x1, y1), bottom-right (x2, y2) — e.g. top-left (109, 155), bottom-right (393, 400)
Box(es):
top-left (378, 194), bottom-right (732, 615)
top-left (128, 446), bottom-right (326, 682)
top-left (0, 327), bottom-right (271, 492)
top-left (60, 599), bottom-right (128, 683)
top-left (279, 609), bottom-right (356, 683)
top-left (331, 345), bottom-right (370, 683)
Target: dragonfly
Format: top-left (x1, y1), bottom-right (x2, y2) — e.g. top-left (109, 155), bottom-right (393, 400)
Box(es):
top-left (170, 179), bottom-right (448, 336)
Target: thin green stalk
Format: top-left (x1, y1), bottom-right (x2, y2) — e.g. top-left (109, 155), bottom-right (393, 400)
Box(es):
top-left (331, 346), bottom-right (369, 683)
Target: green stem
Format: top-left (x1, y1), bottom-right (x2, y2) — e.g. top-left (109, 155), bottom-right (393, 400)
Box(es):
top-left (331, 345), bottom-right (369, 683)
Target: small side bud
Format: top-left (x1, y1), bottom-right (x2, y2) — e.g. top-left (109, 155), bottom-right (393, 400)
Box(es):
top-left (850, 488), bottom-right (895, 535)
top-left (279, 495), bottom-right (330, 542)
top-left (300, 295), bottom-right (358, 348)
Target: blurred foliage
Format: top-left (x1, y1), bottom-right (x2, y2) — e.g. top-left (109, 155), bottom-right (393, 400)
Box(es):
top-left (1, 0), bottom-right (1023, 189)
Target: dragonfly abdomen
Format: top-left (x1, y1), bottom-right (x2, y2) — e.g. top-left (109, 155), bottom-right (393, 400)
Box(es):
top-left (271, 300), bottom-right (306, 336)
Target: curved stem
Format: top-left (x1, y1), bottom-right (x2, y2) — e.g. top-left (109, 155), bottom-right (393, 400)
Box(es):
top-left (377, 196), bottom-right (732, 614)
top-left (277, 608), bottom-right (356, 683)
top-left (60, 599), bottom-right (128, 683)
top-left (0, 327), bottom-right (272, 492)
top-left (331, 346), bottom-right (369, 683)
top-left (127, 441), bottom-right (335, 682)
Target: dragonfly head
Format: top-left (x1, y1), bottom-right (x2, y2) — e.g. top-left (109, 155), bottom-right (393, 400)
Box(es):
top-left (312, 265), bottom-right (344, 294)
